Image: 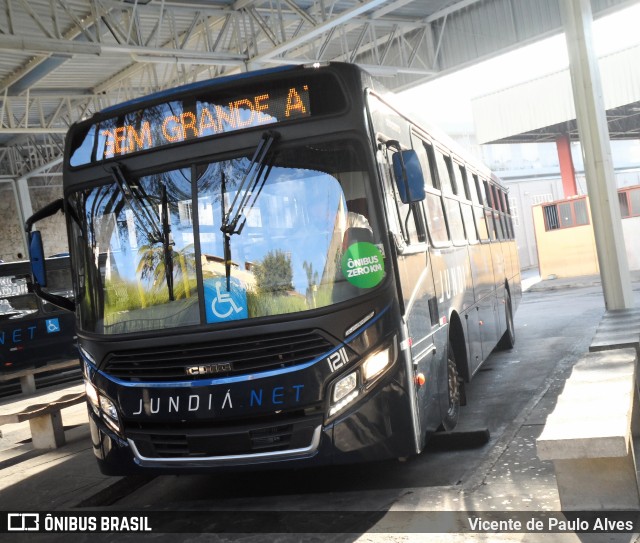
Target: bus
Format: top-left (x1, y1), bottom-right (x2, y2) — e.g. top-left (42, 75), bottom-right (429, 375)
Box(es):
top-left (0, 256), bottom-right (77, 374)
top-left (26, 62), bottom-right (520, 474)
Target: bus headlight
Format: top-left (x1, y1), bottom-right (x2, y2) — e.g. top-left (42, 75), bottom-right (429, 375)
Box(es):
top-left (363, 346), bottom-right (392, 382)
top-left (85, 380), bottom-right (99, 414)
top-left (328, 336), bottom-right (397, 418)
top-left (333, 371), bottom-right (357, 403)
top-left (99, 396), bottom-right (119, 423)
top-left (84, 380), bottom-right (121, 433)
top-left (329, 371), bottom-right (360, 417)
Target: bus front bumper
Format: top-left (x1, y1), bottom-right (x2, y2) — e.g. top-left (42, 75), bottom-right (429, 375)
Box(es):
top-left (87, 374), bottom-right (415, 475)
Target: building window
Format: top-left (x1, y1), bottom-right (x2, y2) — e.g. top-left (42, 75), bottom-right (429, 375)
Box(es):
top-left (618, 186), bottom-right (640, 218)
top-left (543, 205), bottom-right (560, 230)
top-left (574, 199), bottom-right (589, 225)
top-left (508, 196), bottom-right (519, 227)
top-left (542, 197), bottom-right (589, 231)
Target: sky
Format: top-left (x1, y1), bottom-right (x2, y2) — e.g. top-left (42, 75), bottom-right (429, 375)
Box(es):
top-left (400, 1), bottom-right (640, 130)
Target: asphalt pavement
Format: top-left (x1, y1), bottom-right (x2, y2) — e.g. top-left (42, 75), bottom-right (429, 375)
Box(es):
top-left (1, 268), bottom-right (640, 542)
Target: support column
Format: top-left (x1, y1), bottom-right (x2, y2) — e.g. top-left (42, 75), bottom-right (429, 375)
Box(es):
top-left (14, 178), bottom-right (32, 259)
top-left (559, 0), bottom-right (633, 310)
top-left (556, 133), bottom-right (578, 198)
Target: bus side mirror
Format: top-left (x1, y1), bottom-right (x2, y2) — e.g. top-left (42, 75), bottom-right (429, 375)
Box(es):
top-left (392, 150), bottom-right (426, 204)
top-left (29, 231), bottom-right (47, 287)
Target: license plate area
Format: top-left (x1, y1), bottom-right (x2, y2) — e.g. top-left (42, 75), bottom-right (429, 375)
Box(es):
top-left (126, 415), bottom-right (322, 458)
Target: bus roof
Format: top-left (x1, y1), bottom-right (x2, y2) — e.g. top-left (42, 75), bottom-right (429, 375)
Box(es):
top-left (102, 64), bottom-right (297, 115)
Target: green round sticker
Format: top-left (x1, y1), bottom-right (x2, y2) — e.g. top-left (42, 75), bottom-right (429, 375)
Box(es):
top-left (342, 242), bottom-right (385, 289)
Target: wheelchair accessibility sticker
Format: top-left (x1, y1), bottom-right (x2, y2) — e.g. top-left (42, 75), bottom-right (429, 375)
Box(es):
top-left (45, 318), bottom-right (61, 333)
top-left (204, 277), bottom-right (248, 323)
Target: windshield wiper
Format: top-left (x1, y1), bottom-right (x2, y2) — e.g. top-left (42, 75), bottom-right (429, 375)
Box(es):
top-left (221, 130), bottom-right (279, 236)
top-left (160, 184), bottom-right (175, 301)
top-left (110, 165), bottom-right (164, 243)
top-left (220, 130), bottom-right (279, 290)
top-left (110, 164), bottom-right (175, 300)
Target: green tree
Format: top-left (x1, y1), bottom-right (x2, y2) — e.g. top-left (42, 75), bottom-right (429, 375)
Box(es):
top-left (254, 250), bottom-right (294, 293)
top-left (136, 243), bottom-right (196, 299)
top-left (303, 260), bottom-right (319, 307)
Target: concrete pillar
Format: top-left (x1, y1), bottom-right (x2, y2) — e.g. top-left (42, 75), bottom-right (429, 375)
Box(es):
top-left (20, 374), bottom-right (36, 395)
top-left (559, 0), bottom-right (633, 310)
top-left (556, 133), bottom-right (578, 198)
top-left (15, 178), bottom-right (32, 258)
top-left (29, 412), bottom-right (66, 449)
top-left (10, 180), bottom-right (29, 259)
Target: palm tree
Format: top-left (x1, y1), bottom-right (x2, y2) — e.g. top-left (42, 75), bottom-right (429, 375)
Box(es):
top-left (136, 243), bottom-right (196, 301)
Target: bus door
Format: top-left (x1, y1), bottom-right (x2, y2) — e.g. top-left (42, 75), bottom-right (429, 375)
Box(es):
top-left (469, 175), bottom-right (500, 364)
top-left (486, 182), bottom-right (507, 339)
top-left (378, 142), bottom-right (446, 446)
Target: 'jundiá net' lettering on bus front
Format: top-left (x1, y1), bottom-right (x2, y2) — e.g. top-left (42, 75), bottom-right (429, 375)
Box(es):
top-left (100, 86), bottom-right (309, 159)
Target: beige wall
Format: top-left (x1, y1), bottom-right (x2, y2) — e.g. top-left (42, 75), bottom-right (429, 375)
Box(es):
top-left (533, 201), bottom-right (640, 278)
top-left (533, 204), bottom-right (599, 279)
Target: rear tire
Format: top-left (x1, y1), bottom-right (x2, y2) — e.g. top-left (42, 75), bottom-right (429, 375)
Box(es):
top-left (441, 342), bottom-right (461, 431)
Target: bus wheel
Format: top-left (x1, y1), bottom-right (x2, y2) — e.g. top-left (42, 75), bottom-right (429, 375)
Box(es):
top-left (497, 292), bottom-right (515, 350)
top-left (442, 343), bottom-right (461, 431)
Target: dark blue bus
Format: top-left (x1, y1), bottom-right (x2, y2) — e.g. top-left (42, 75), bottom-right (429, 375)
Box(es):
top-left (0, 256), bottom-right (77, 373)
top-left (26, 63), bottom-right (520, 474)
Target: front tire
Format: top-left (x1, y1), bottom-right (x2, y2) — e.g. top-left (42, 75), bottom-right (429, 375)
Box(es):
top-left (441, 342), bottom-right (461, 431)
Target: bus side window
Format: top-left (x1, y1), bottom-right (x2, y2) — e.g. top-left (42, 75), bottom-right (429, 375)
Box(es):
top-left (425, 193), bottom-right (449, 246)
top-left (482, 179), bottom-right (497, 240)
top-left (434, 150), bottom-right (453, 194)
top-left (500, 190), bottom-right (513, 239)
top-left (491, 185), bottom-right (505, 240)
top-left (461, 203), bottom-right (478, 243)
top-left (469, 173), bottom-right (489, 241)
top-left (460, 166), bottom-right (471, 201)
top-left (445, 157), bottom-right (463, 196)
top-left (413, 139), bottom-right (437, 189)
top-left (444, 198), bottom-right (466, 246)
top-left (474, 205), bottom-right (489, 241)
top-left (420, 143), bottom-right (450, 247)
top-left (473, 174), bottom-right (484, 206)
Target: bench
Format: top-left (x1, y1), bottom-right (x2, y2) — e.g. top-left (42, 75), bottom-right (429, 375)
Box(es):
top-left (0, 358), bottom-right (80, 394)
top-left (0, 384), bottom-right (86, 449)
top-left (536, 307), bottom-right (640, 511)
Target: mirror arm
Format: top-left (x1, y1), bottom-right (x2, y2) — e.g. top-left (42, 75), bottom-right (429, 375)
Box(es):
top-left (30, 282), bottom-right (75, 312)
top-left (24, 198), bottom-right (76, 312)
top-left (24, 198), bottom-right (64, 233)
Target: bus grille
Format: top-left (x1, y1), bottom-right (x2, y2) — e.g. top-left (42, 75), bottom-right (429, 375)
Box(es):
top-left (102, 329), bottom-right (334, 382)
top-left (126, 413), bottom-right (322, 459)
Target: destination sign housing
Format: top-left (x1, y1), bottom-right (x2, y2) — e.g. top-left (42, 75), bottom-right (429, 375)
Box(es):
top-left (70, 83), bottom-right (312, 166)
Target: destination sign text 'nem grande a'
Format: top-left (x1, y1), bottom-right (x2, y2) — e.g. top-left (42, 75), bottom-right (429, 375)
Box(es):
top-left (70, 84), bottom-right (311, 166)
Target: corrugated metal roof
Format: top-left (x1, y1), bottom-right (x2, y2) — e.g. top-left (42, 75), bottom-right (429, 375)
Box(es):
top-left (0, 0), bottom-right (635, 177)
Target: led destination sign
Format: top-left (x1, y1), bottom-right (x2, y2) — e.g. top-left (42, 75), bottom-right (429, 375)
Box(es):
top-left (70, 83), bottom-right (312, 166)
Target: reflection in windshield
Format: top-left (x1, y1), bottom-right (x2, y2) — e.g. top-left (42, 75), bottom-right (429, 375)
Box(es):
top-left (220, 130), bottom-right (279, 291)
top-left (69, 168), bottom-right (198, 334)
top-left (68, 140), bottom-right (383, 334)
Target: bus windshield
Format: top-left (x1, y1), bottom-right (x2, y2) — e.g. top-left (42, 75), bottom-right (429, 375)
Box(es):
top-left (68, 138), bottom-right (385, 335)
